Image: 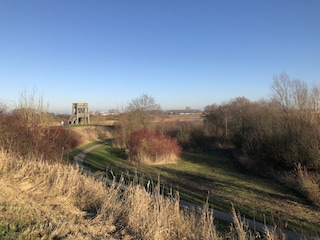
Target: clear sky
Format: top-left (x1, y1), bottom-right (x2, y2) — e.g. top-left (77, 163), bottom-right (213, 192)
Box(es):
top-left (1, 1), bottom-right (319, 113)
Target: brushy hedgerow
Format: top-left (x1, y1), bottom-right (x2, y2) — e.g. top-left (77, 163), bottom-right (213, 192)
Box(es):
top-left (129, 129), bottom-right (182, 164)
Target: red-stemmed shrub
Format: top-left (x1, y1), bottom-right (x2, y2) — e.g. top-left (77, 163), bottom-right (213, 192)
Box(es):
top-left (39, 126), bottom-right (81, 162)
top-left (129, 129), bottom-right (182, 164)
top-left (0, 110), bottom-right (81, 162)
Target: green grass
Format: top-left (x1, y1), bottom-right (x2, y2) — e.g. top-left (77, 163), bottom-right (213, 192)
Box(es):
top-left (69, 142), bottom-right (320, 237)
top-left (66, 140), bottom-right (107, 162)
top-left (0, 202), bottom-right (28, 240)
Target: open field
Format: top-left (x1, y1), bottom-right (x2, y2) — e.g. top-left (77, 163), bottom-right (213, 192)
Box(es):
top-left (79, 142), bottom-right (320, 237)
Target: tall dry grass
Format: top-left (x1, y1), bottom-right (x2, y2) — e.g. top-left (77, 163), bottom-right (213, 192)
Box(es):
top-left (134, 152), bottom-right (180, 165)
top-left (0, 149), bottom-right (290, 239)
top-left (295, 165), bottom-right (320, 207)
top-left (0, 149), bottom-right (121, 239)
top-left (276, 164), bottom-right (320, 208)
top-left (70, 126), bottom-right (113, 146)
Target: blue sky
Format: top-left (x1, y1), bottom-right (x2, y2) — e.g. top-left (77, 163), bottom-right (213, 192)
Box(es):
top-left (1, 1), bottom-right (319, 113)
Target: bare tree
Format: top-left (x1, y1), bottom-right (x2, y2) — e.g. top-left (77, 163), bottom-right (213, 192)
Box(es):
top-left (13, 89), bottom-right (52, 157)
top-left (272, 73), bottom-right (317, 112)
top-left (292, 79), bottom-right (309, 110)
top-left (115, 94), bottom-right (161, 149)
top-left (204, 104), bottom-right (218, 114)
top-left (17, 88), bottom-right (50, 134)
top-left (204, 102), bottom-right (233, 146)
top-left (271, 72), bottom-right (293, 110)
top-left (310, 84), bottom-right (320, 112)
top-left (115, 111), bottom-right (130, 148)
top-left (127, 94), bottom-right (161, 130)
top-left (309, 84), bottom-right (320, 124)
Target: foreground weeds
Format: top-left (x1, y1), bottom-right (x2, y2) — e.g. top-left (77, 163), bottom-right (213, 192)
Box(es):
top-left (0, 149), bottom-right (315, 239)
top-left (295, 165), bottom-right (320, 207)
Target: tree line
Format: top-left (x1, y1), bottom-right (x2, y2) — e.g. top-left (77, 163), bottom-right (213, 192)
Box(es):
top-left (203, 73), bottom-right (320, 172)
top-left (1, 73), bottom-right (319, 205)
top-left (152, 73), bottom-right (320, 206)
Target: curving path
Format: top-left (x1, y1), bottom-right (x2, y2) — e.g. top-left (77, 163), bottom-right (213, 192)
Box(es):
top-left (74, 143), bottom-right (105, 169)
top-left (74, 143), bottom-right (304, 240)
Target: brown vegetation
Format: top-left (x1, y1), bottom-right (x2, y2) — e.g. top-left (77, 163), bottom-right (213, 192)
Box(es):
top-left (70, 126), bottom-right (113, 146)
top-left (201, 74), bottom-right (320, 207)
top-left (0, 109), bottom-right (81, 162)
top-left (1, 76), bottom-right (320, 238)
top-left (129, 129), bottom-right (181, 164)
top-left (0, 150), bottom-right (293, 239)
top-left (114, 94), bottom-right (162, 149)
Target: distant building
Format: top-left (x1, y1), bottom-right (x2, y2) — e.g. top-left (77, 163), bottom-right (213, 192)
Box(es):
top-left (166, 109), bottom-right (204, 115)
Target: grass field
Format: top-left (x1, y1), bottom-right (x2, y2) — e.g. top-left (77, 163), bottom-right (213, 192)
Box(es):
top-left (78, 141), bottom-right (320, 237)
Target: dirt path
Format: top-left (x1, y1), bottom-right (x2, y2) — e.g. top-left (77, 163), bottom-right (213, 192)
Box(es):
top-left (74, 143), bottom-right (105, 170)
top-left (74, 143), bottom-right (304, 240)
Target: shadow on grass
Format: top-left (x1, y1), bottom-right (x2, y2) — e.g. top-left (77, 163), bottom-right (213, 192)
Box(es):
top-left (180, 149), bottom-right (244, 172)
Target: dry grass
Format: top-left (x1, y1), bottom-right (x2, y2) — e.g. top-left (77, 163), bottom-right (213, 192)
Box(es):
top-left (70, 126), bottom-right (113, 146)
top-left (0, 149), bottom-right (292, 239)
top-left (230, 205), bottom-right (251, 240)
top-left (136, 153), bottom-right (180, 165)
top-left (295, 165), bottom-right (320, 207)
top-left (277, 164), bottom-right (320, 208)
top-left (0, 149), bottom-right (121, 239)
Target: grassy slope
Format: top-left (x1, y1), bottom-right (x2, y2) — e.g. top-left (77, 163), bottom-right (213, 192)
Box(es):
top-left (0, 151), bottom-right (120, 239)
top-left (82, 143), bottom-right (320, 237)
top-left (0, 150), bottom-right (227, 240)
